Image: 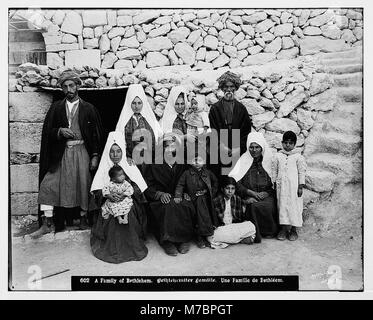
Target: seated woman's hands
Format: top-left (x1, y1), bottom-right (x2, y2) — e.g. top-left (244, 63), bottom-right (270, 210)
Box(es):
top-left (256, 191), bottom-right (269, 201)
top-left (160, 192), bottom-right (172, 204)
top-left (246, 189), bottom-right (269, 201)
top-left (244, 198), bottom-right (258, 205)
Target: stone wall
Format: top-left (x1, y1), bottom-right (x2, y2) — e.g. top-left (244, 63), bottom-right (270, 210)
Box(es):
top-left (9, 8), bottom-right (363, 229)
top-left (12, 8), bottom-right (362, 75)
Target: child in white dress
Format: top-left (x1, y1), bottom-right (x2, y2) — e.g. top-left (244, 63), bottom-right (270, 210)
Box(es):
top-left (272, 131), bottom-right (307, 241)
top-left (185, 95), bottom-right (210, 135)
top-left (101, 165), bottom-right (134, 224)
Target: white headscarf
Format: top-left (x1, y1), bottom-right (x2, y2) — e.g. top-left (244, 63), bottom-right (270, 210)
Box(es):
top-left (159, 86), bottom-right (189, 134)
top-left (115, 84), bottom-right (163, 139)
top-left (90, 131), bottom-right (148, 192)
top-left (229, 132), bottom-right (273, 183)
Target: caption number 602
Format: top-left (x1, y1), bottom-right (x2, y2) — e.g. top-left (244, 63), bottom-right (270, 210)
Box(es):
top-left (27, 265), bottom-right (42, 290)
top-left (327, 265), bottom-right (342, 290)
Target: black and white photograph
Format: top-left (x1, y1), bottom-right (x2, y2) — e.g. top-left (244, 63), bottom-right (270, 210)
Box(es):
top-left (4, 0), bottom-right (369, 297)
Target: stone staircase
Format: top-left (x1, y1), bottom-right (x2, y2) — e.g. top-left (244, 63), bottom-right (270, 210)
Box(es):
top-left (304, 46), bottom-right (363, 191)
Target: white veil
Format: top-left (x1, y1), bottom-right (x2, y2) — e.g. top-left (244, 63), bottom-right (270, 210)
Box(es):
top-left (90, 131), bottom-right (148, 192)
top-left (115, 84), bottom-right (163, 139)
top-left (229, 132), bottom-right (273, 183)
top-left (159, 85), bottom-right (189, 134)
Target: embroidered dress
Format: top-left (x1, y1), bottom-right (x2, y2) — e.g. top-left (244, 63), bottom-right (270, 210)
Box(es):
top-left (124, 114), bottom-right (155, 159)
top-left (272, 150), bottom-right (306, 227)
top-left (101, 180), bottom-right (134, 223)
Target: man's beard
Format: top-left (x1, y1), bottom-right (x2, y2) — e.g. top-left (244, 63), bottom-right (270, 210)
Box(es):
top-left (223, 92), bottom-right (234, 100)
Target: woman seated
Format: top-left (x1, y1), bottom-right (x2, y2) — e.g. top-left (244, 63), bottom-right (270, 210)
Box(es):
top-left (90, 131), bottom-right (149, 264)
top-left (143, 135), bottom-right (196, 257)
top-left (229, 132), bottom-right (278, 243)
top-left (116, 84), bottom-right (162, 168)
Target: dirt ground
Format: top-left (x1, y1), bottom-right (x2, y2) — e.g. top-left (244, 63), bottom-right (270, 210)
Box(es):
top-left (10, 183), bottom-right (363, 292)
top-left (10, 225), bottom-right (362, 291)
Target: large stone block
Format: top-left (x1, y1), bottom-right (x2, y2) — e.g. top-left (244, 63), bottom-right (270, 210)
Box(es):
top-left (11, 193), bottom-right (39, 216)
top-left (146, 52), bottom-right (170, 68)
top-left (242, 52), bottom-right (276, 66)
top-left (65, 49), bottom-right (101, 69)
top-left (116, 49), bottom-right (142, 60)
top-left (277, 88), bottom-right (307, 118)
top-left (303, 88), bottom-right (337, 111)
top-left (299, 36), bottom-right (349, 55)
top-left (305, 169), bottom-right (336, 193)
top-left (133, 11), bottom-right (161, 25)
top-left (167, 27), bottom-right (191, 44)
top-left (141, 36), bottom-right (173, 53)
top-left (10, 164), bottom-right (39, 193)
top-left (174, 42), bottom-right (196, 65)
top-left (9, 92), bottom-right (52, 122)
top-left (251, 111), bottom-right (275, 128)
top-left (82, 10), bottom-right (107, 27)
top-left (61, 11), bottom-right (83, 35)
top-left (265, 118), bottom-right (301, 135)
top-left (10, 123), bottom-right (43, 154)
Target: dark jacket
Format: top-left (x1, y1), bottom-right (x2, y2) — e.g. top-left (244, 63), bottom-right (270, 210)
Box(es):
top-left (38, 97), bottom-right (104, 184)
top-left (208, 99), bottom-right (252, 154)
top-left (174, 166), bottom-right (218, 201)
top-left (144, 163), bottom-right (187, 201)
top-left (213, 193), bottom-right (245, 226)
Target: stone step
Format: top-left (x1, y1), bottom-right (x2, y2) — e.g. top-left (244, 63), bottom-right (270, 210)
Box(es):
top-left (317, 132), bottom-right (362, 156)
top-left (324, 64), bottom-right (363, 74)
top-left (332, 72), bottom-right (363, 87)
top-left (317, 48), bottom-right (362, 60)
top-left (318, 113), bottom-right (362, 136)
top-left (306, 153), bottom-right (362, 184)
top-left (335, 103), bottom-right (362, 117)
top-left (320, 57), bottom-right (362, 67)
top-left (336, 87), bottom-right (362, 103)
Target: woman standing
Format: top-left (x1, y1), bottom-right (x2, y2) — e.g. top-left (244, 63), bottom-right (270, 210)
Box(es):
top-left (229, 132), bottom-right (278, 243)
top-left (90, 131), bottom-right (148, 263)
top-left (116, 84), bottom-right (162, 166)
top-left (159, 86), bottom-right (189, 137)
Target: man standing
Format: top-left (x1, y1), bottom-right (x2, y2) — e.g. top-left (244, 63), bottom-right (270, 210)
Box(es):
top-left (208, 71), bottom-right (252, 177)
top-left (32, 70), bottom-right (104, 238)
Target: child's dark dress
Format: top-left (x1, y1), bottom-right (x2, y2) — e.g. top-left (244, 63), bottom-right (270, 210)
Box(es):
top-left (175, 166), bottom-right (219, 237)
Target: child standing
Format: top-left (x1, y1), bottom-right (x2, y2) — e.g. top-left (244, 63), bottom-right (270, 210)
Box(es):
top-left (101, 165), bottom-right (134, 224)
top-left (174, 154), bottom-right (219, 248)
top-left (208, 177), bottom-right (256, 249)
top-left (185, 95), bottom-right (210, 135)
top-left (272, 131), bottom-right (307, 241)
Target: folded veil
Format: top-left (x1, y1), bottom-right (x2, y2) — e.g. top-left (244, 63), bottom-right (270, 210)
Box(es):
top-left (90, 131), bottom-right (148, 192)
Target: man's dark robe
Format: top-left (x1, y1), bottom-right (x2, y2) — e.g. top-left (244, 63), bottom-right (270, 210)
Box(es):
top-left (38, 97), bottom-right (104, 225)
top-left (143, 163), bottom-right (196, 244)
top-left (208, 99), bottom-right (252, 177)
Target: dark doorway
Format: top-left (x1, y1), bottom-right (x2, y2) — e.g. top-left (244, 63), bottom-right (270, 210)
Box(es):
top-left (51, 88), bottom-right (128, 142)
